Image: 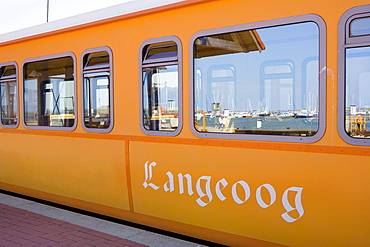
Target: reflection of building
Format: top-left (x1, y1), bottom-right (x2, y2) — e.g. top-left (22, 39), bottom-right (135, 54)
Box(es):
top-left (195, 30), bottom-right (266, 113)
top-left (141, 39), bottom-right (180, 132)
top-left (195, 30), bottom-right (267, 113)
top-left (25, 88), bottom-right (38, 113)
top-left (261, 60), bottom-right (294, 112)
top-left (168, 100), bottom-right (174, 111)
top-left (195, 30), bottom-right (265, 58)
top-left (0, 64), bottom-right (18, 125)
top-left (194, 22), bottom-right (321, 135)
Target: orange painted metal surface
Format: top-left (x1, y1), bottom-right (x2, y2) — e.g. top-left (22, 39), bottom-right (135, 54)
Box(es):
top-left (0, 0), bottom-right (370, 246)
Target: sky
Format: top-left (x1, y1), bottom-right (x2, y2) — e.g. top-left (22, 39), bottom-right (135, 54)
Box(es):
top-left (0, 0), bottom-right (132, 34)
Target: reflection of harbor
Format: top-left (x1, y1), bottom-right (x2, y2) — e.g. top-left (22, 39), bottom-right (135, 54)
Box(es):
top-left (195, 109), bottom-right (318, 120)
top-left (195, 111), bottom-right (319, 136)
top-left (344, 105), bottom-right (370, 137)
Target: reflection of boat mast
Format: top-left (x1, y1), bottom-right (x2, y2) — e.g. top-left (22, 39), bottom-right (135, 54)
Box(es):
top-left (351, 93), bottom-right (355, 106)
top-left (206, 94), bottom-right (210, 112)
top-left (247, 98), bottom-right (252, 112)
top-left (165, 81), bottom-right (168, 109)
top-left (261, 97), bottom-right (266, 111)
top-left (264, 97), bottom-right (269, 113)
top-left (240, 99), bottom-right (244, 111)
top-left (258, 100), bottom-right (262, 112)
top-left (220, 94), bottom-right (224, 111)
top-left (230, 96), bottom-right (235, 112)
top-left (212, 94), bottom-right (216, 111)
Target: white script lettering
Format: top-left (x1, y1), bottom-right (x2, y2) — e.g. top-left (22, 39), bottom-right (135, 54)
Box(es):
top-left (142, 161), bottom-right (160, 190)
top-left (256, 184), bottom-right (276, 208)
top-left (143, 161), bottom-right (304, 222)
top-left (196, 176), bottom-right (213, 207)
top-left (215, 178), bottom-right (228, 201)
top-left (281, 187), bottom-right (304, 222)
top-left (232, 181), bottom-right (251, 204)
top-left (178, 173), bottom-right (194, 195)
top-left (164, 171), bottom-right (174, 192)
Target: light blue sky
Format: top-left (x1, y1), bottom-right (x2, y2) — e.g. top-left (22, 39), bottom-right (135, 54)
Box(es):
top-left (0, 0), bottom-right (187, 43)
top-left (0, 0), bottom-right (132, 34)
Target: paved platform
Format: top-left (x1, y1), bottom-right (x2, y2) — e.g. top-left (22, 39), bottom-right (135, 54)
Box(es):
top-left (0, 193), bottom-right (207, 247)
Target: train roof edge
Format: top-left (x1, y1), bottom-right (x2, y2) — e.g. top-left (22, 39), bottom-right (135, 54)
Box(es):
top-left (0, 0), bottom-right (212, 46)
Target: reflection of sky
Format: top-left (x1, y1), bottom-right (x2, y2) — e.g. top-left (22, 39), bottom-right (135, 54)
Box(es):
top-left (346, 46), bottom-right (370, 109)
top-left (351, 17), bottom-right (370, 36)
top-left (0, 0), bottom-right (131, 34)
top-left (194, 22), bottom-right (319, 112)
top-left (84, 72), bottom-right (110, 110)
top-left (143, 65), bottom-right (179, 111)
top-left (0, 0), bottom-right (182, 34)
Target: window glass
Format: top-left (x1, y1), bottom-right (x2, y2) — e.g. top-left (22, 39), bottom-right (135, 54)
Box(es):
top-left (344, 46), bottom-right (370, 137)
top-left (143, 65), bottom-right (179, 131)
top-left (142, 41), bottom-right (179, 132)
top-left (146, 44), bottom-right (178, 60)
top-left (193, 22), bottom-right (320, 137)
top-left (84, 52), bottom-right (110, 69)
top-left (82, 50), bottom-right (112, 130)
top-left (24, 56), bottom-right (75, 127)
top-left (339, 6), bottom-right (370, 145)
top-left (0, 65), bottom-right (18, 126)
top-left (350, 17), bottom-right (370, 36)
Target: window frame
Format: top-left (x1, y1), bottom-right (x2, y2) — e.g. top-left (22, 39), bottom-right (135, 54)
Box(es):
top-left (139, 36), bottom-right (183, 136)
top-left (81, 47), bottom-right (114, 133)
top-left (0, 61), bottom-right (19, 129)
top-left (338, 4), bottom-right (370, 145)
top-left (22, 52), bottom-right (77, 131)
top-left (189, 14), bottom-right (326, 143)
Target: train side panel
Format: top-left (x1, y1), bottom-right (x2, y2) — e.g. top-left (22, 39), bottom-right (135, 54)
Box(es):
top-left (0, 0), bottom-right (369, 246)
top-left (130, 141), bottom-right (369, 246)
top-left (0, 133), bottom-right (129, 210)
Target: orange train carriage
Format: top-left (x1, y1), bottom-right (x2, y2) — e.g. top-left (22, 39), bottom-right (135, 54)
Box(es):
top-left (0, 0), bottom-right (369, 246)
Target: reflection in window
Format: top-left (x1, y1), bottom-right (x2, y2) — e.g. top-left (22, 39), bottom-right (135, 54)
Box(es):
top-left (208, 66), bottom-right (235, 112)
top-left (24, 56), bottom-right (75, 127)
top-left (0, 65), bottom-right (18, 126)
top-left (83, 50), bottom-right (112, 130)
top-left (345, 46), bottom-right (370, 137)
top-left (194, 22), bottom-right (319, 136)
top-left (350, 17), bottom-right (370, 36)
top-left (261, 60), bottom-right (294, 115)
top-left (142, 41), bottom-right (179, 132)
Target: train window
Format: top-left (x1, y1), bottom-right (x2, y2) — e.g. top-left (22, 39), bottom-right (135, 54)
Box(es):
top-left (0, 62), bottom-right (18, 128)
top-left (350, 17), bottom-right (370, 37)
top-left (82, 47), bottom-right (113, 133)
top-left (145, 43), bottom-right (178, 61)
top-left (23, 53), bottom-right (76, 130)
top-left (338, 5), bottom-right (370, 145)
top-left (140, 36), bottom-right (182, 136)
top-left (190, 15), bottom-right (326, 142)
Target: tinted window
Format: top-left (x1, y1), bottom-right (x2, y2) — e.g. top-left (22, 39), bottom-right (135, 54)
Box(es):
top-left (24, 56), bottom-right (75, 128)
top-left (82, 49), bottom-right (112, 132)
top-left (0, 64), bottom-right (18, 127)
top-left (141, 39), bottom-right (181, 135)
top-left (193, 22), bottom-right (320, 137)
